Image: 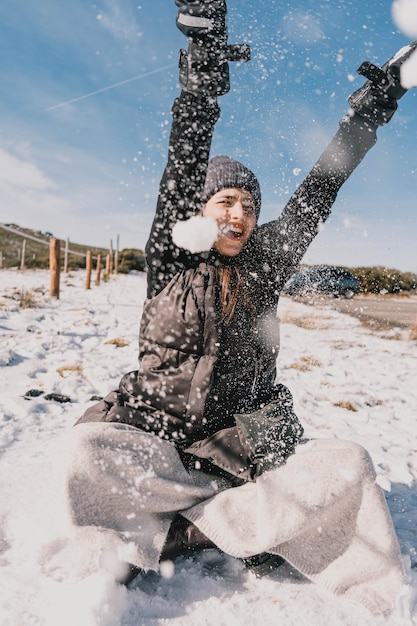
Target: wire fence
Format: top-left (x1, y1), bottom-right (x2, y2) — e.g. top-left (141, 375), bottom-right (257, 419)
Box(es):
top-left (1, 223), bottom-right (93, 258)
top-left (0, 223), bottom-right (121, 298)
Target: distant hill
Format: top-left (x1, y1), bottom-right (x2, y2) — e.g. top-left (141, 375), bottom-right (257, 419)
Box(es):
top-left (0, 224), bottom-right (145, 272)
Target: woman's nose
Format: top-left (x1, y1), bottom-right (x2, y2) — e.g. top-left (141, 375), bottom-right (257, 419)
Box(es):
top-left (229, 201), bottom-right (244, 219)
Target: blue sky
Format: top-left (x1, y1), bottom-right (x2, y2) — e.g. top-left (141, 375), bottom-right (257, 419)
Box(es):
top-left (0, 0), bottom-right (416, 271)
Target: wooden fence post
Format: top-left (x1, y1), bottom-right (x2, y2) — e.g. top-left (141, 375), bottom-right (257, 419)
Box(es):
top-left (109, 240), bottom-right (113, 273)
top-left (115, 234), bottom-right (119, 275)
top-left (85, 250), bottom-right (92, 289)
top-left (49, 238), bottom-right (60, 298)
top-left (96, 253), bottom-right (102, 286)
top-left (20, 239), bottom-right (26, 270)
top-left (105, 252), bottom-right (111, 277)
top-left (64, 238), bottom-right (69, 273)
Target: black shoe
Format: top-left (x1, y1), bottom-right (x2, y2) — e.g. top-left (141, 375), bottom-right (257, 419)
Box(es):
top-left (243, 552), bottom-right (285, 578)
top-left (160, 514), bottom-right (217, 561)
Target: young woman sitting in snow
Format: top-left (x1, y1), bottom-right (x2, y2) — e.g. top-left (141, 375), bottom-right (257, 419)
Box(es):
top-left (56, 0), bottom-right (416, 615)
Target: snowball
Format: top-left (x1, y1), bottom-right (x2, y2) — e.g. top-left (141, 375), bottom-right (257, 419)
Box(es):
top-left (392, 0), bottom-right (417, 38)
top-left (172, 215), bottom-right (218, 253)
top-left (401, 51), bottom-right (417, 88)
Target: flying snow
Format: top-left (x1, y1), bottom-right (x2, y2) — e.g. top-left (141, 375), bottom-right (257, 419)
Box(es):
top-left (392, 0), bottom-right (417, 38)
top-left (391, 0), bottom-right (417, 88)
top-left (401, 53), bottom-right (417, 89)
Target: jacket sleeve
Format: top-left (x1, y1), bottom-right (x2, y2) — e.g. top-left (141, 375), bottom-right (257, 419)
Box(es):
top-left (254, 112), bottom-right (378, 292)
top-left (145, 91), bottom-right (220, 298)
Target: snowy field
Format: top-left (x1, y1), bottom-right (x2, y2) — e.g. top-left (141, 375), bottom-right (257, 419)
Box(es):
top-left (0, 268), bottom-right (417, 626)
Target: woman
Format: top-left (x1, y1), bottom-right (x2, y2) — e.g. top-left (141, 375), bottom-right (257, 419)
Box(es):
top-left (56, 1), bottom-right (415, 615)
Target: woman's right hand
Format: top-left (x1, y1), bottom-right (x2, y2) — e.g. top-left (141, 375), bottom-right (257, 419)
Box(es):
top-left (175, 0), bottom-right (227, 44)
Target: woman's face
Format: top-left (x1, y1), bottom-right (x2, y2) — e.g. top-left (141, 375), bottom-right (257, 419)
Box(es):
top-left (203, 187), bottom-right (257, 257)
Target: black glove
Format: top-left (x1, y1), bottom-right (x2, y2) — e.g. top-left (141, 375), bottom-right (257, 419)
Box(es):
top-left (235, 399), bottom-right (304, 477)
top-left (175, 0), bottom-right (250, 96)
top-left (175, 0), bottom-right (227, 45)
top-left (348, 40), bottom-right (417, 126)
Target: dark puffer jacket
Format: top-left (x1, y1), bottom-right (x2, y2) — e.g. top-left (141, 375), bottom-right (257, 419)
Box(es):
top-left (77, 91), bottom-right (377, 472)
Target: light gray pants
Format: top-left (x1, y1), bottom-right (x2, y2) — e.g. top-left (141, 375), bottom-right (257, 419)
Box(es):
top-left (52, 422), bottom-right (404, 615)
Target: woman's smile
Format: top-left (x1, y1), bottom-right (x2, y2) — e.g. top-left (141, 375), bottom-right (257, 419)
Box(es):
top-left (203, 187), bottom-right (256, 256)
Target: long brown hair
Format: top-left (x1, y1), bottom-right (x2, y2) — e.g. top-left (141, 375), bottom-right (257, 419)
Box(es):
top-left (218, 266), bottom-right (254, 325)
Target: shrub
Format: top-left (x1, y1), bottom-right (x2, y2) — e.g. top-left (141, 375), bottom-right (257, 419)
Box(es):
top-left (347, 266), bottom-right (417, 294)
top-left (117, 249), bottom-right (146, 273)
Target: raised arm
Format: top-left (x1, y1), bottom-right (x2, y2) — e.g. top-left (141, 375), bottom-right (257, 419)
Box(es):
top-left (145, 91), bottom-right (220, 298)
top-left (145, 0), bottom-right (249, 298)
top-left (255, 40), bottom-right (417, 294)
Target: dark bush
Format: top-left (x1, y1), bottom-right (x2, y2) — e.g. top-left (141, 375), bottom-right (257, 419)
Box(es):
top-left (348, 266), bottom-right (417, 294)
top-left (117, 249), bottom-right (146, 273)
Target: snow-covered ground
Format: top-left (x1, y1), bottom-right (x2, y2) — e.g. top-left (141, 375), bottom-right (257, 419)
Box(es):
top-left (0, 268), bottom-right (416, 626)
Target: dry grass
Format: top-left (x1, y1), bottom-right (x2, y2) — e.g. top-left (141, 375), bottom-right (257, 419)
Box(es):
top-left (332, 341), bottom-right (366, 350)
top-left (282, 307), bottom-right (335, 330)
top-left (284, 316), bottom-right (321, 330)
top-left (56, 364), bottom-right (83, 378)
top-left (364, 398), bottom-right (384, 408)
top-left (1, 287), bottom-right (46, 309)
top-left (379, 332), bottom-right (403, 341)
top-left (334, 400), bottom-right (358, 412)
top-left (288, 355), bottom-right (322, 372)
top-left (359, 318), bottom-right (394, 332)
top-left (105, 337), bottom-right (129, 348)
top-left (409, 315), bottom-right (417, 341)
top-left (18, 289), bottom-right (38, 308)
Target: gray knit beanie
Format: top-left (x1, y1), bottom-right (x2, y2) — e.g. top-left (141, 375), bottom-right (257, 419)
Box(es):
top-left (203, 155), bottom-right (261, 219)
